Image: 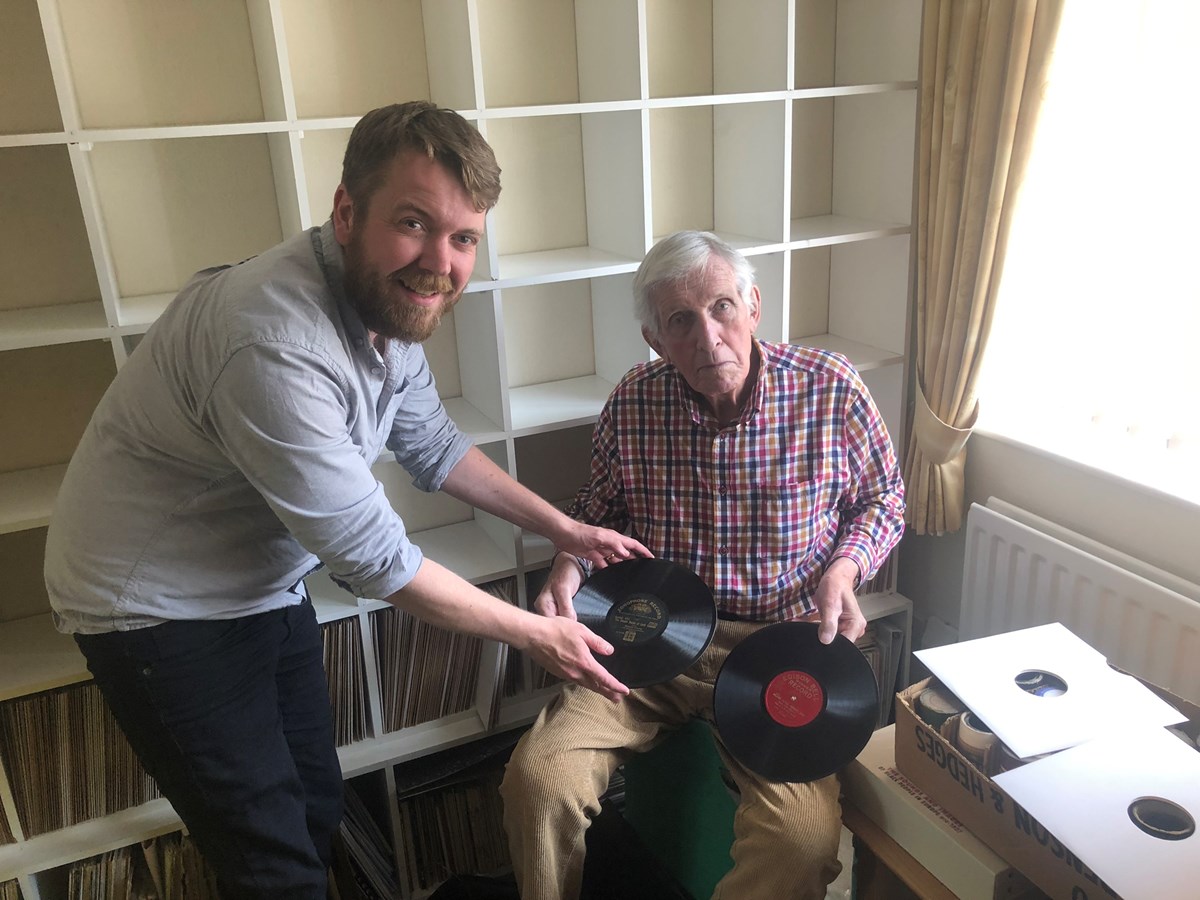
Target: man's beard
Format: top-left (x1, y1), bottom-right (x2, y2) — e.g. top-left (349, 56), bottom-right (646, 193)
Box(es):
top-left (342, 234), bottom-right (457, 343)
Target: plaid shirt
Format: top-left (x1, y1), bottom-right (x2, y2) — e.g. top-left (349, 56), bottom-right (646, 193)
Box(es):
top-left (568, 340), bottom-right (905, 620)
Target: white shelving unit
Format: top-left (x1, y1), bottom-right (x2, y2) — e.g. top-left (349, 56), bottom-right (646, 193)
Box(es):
top-left (0, 1), bottom-right (922, 896)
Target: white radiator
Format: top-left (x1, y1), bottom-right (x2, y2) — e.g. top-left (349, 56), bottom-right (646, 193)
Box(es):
top-left (961, 499), bottom-right (1200, 705)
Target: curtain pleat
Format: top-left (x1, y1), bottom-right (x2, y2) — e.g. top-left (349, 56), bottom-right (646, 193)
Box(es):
top-left (904, 0), bottom-right (1063, 534)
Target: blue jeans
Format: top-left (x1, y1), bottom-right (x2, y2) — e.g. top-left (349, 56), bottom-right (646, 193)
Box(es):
top-left (75, 600), bottom-right (344, 899)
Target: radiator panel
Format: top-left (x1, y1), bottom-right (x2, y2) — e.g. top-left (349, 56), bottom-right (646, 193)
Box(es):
top-left (961, 502), bottom-right (1200, 705)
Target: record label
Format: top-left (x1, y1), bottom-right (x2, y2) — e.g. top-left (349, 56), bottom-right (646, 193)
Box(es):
top-left (574, 558), bottom-right (717, 688)
top-left (764, 670), bottom-right (823, 728)
top-left (608, 595), bottom-right (668, 644)
top-left (714, 621), bottom-right (878, 783)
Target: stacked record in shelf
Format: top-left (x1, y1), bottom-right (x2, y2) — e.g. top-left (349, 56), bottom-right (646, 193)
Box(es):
top-left (0, 880), bottom-right (18, 900)
top-left (61, 831), bottom-right (219, 900)
top-left (396, 766), bottom-right (509, 896)
top-left (0, 681), bottom-right (159, 836)
top-left (331, 781), bottom-right (400, 900)
top-left (498, 574), bottom-right (529, 699)
top-left (859, 555), bottom-right (896, 597)
top-left (66, 847), bottom-right (141, 899)
top-left (144, 831), bottom-right (221, 900)
top-left (0, 801), bottom-right (12, 845)
top-left (320, 617), bottom-right (371, 747)
top-left (373, 581), bottom-right (514, 730)
top-left (393, 730), bottom-right (522, 896)
top-left (854, 618), bottom-right (907, 727)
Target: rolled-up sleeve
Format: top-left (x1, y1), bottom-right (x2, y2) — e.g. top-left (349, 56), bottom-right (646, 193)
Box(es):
top-left (202, 339), bottom-right (427, 600)
top-left (384, 345), bottom-right (472, 492)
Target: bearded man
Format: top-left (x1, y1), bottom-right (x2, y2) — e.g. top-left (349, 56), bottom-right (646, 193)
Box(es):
top-left (44, 101), bottom-right (646, 900)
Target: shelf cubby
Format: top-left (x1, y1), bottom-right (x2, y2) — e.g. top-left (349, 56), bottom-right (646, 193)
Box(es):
top-left (86, 134), bottom-right (291, 329)
top-left (830, 90), bottom-right (918, 226)
top-left (0, 612), bottom-right (86, 705)
top-left (514, 425), bottom-right (594, 509)
top-left (484, 109), bottom-right (646, 279)
top-left (650, 100), bottom-right (788, 246)
top-left (55, 0), bottom-right (284, 130)
top-left (827, 0), bottom-right (923, 88)
top-left (281, 0), bottom-right (438, 120)
top-left (646, 0), bottom-right (790, 98)
top-left (501, 273), bottom-right (649, 435)
top-left (477, 0), bottom-right (641, 108)
top-left (424, 297), bottom-right (508, 442)
top-left (795, 0), bottom-right (921, 90)
top-left (298, 126), bottom-right (349, 229)
top-left (788, 234), bottom-right (909, 370)
top-left (371, 443), bottom-right (517, 585)
top-left (862, 364), bottom-right (906, 456)
top-left (791, 90), bottom-right (917, 231)
top-left (0, 342), bottom-right (115, 476)
top-left (0, 147), bottom-right (104, 350)
top-left (0, 528), bottom-right (53, 632)
top-left (514, 425), bottom-right (593, 567)
top-left (1, 1), bottom-right (61, 137)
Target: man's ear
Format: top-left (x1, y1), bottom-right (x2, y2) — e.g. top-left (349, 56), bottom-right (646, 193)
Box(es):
top-left (748, 284), bottom-right (762, 331)
top-left (332, 184), bottom-right (356, 246)
top-left (642, 326), bottom-right (664, 359)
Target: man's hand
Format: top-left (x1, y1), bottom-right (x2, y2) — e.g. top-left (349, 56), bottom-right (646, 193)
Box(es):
top-left (533, 552), bottom-right (586, 620)
top-left (555, 521), bottom-right (651, 570)
top-left (808, 557), bottom-right (867, 644)
top-left (524, 614), bottom-right (629, 702)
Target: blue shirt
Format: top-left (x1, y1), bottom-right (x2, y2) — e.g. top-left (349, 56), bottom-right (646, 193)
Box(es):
top-left (45, 221), bottom-right (472, 633)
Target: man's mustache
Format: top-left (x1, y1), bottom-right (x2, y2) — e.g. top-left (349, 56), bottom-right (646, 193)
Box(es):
top-left (394, 270), bottom-right (453, 295)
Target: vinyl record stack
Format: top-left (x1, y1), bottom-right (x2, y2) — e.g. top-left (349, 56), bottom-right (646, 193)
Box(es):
top-left (0, 682), bottom-right (160, 836)
top-left (321, 617), bottom-right (371, 747)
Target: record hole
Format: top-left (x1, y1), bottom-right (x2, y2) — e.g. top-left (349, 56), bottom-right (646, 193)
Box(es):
top-left (1014, 669), bottom-right (1068, 697)
top-left (1127, 797), bottom-right (1195, 841)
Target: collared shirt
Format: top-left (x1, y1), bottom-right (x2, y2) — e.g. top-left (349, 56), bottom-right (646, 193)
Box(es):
top-left (45, 221), bottom-right (472, 633)
top-left (569, 340), bottom-right (905, 620)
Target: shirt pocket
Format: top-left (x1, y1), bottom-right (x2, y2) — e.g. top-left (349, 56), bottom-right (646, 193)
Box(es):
top-left (747, 476), bottom-right (838, 574)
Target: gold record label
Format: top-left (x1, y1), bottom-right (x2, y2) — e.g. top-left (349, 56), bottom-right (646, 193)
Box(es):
top-left (608, 594), bottom-right (669, 644)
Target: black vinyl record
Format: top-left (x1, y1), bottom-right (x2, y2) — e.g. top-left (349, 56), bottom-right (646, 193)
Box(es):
top-left (574, 558), bottom-right (717, 688)
top-left (713, 621), bottom-right (878, 783)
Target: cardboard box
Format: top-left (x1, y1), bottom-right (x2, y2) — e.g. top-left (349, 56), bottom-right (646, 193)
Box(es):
top-left (894, 677), bottom-right (1200, 900)
top-left (842, 725), bottom-right (1041, 900)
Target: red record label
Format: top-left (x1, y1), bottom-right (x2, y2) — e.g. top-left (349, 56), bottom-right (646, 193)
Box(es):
top-left (764, 670), bottom-right (824, 728)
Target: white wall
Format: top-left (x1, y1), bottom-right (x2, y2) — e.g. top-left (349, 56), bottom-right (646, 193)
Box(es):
top-left (897, 431), bottom-right (1200, 644)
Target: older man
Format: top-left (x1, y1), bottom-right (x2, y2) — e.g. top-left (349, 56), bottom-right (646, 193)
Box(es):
top-left (501, 230), bottom-right (905, 900)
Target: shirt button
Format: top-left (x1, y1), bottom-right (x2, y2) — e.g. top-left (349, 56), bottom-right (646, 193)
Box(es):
top-left (354, 337), bottom-right (364, 348)
top-left (719, 546), bottom-right (729, 555)
top-left (371, 366), bottom-right (383, 375)
top-left (718, 485), bottom-right (728, 495)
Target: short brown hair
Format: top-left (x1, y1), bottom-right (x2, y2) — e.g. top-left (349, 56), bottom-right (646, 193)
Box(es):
top-left (340, 101), bottom-right (501, 213)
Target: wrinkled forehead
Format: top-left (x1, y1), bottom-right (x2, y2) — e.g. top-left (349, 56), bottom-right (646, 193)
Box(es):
top-left (653, 257), bottom-right (744, 311)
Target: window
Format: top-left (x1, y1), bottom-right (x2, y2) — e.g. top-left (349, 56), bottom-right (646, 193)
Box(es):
top-left (978, 1), bottom-right (1200, 503)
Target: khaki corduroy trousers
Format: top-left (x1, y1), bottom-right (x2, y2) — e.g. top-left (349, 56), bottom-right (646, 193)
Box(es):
top-left (500, 619), bottom-right (844, 900)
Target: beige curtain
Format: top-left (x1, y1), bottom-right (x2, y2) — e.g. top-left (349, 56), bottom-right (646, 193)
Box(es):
top-left (903, 0), bottom-right (1064, 535)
